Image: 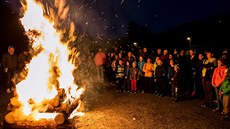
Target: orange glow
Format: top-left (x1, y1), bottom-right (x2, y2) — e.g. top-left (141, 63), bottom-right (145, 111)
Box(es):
top-left (6, 0), bottom-right (84, 123)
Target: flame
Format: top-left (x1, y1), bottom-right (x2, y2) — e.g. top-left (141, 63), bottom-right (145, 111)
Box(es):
top-left (6, 0), bottom-right (84, 123)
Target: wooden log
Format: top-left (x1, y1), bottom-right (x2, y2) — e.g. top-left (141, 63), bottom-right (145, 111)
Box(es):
top-left (47, 104), bottom-right (55, 111)
top-left (60, 103), bottom-right (68, 112)
top-left (10, 97), bottom-right (21, 107)
top-left (50, 97), bottom-right (60, 107)
top-left (54, 113), bottom-right (65, 125)
top-left (5, 112), bottom-right (15, 124)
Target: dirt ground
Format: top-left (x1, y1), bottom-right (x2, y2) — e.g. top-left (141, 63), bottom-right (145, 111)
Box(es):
top-left (1, 82), bottom-right (230, 129)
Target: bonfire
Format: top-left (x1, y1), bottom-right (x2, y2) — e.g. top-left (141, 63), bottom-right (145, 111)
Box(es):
top-left (5, 0), bottom-right (84, 127)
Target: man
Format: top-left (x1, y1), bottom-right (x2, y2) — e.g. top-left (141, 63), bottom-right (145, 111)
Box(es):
top-left (1, 46), bottom-right (18, 93)
top-left (94, 47), bottom-right (106, 82)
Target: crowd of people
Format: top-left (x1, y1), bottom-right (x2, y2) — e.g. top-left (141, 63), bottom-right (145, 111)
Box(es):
top-left (93, 46), bottom-right (230, 120)
top-left (1, 44), bottom-right (230, 120)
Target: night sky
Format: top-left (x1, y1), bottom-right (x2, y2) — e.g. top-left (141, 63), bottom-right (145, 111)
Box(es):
top-left (4, 0), bottom-right (230, 38)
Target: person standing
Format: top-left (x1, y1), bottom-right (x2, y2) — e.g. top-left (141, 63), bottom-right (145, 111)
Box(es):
top-left (123, 61), bottom-right (131, 92)
top-left (219, 67), bottom-right (230, 119)
top-left (94, 47), bottom-right (106, 82)
top-left (143, 58), bottom-right (154, 94)
top-left (171, 64), bottom-right (181, 102)
top-left (211, 57), bottom-right (227, 112)
top-left (137, 56), bottom-right (146, 93)
top-left (116, 59), bottom-right (125, 92)
top-left (1, 46), bottom-right (18, 93)
top-left (201, 50), bottom-right (217, 108)
top-left (154, 59), bottom-right (167, 97)
top-left (130, 61), bottom-right (139, 93)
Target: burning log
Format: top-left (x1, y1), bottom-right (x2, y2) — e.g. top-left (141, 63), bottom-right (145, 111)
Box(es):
top-left (10, 97), bottom-right (21, 107)
top-left (54, 113), bottom-right (66, 125)
top-left (4, 113), bottom-right (66, 128)
top-left (7, 97), bottom-right (21, 111)
top-left (50, 96), bottom-right (60, 107)
top-left (5, 109), bottom-right (27, 124)
top-left (5, 112), bottom-right (15, 124)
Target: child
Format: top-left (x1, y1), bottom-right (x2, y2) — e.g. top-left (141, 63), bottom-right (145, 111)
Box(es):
top-left (116, 59), bottom-right (125, 93)
top-left (167, 59), bottom-right (175, 96)
top-left (219, 67), bottom-right (230, 119)
top-left (130, 61), bottom-right (139, 93)
top-left (171, 64), bottom-right (181, 102)
top-left (211, 57), bottom-right (226, 112)
top-left (124, 61), bottom-right (131, 92)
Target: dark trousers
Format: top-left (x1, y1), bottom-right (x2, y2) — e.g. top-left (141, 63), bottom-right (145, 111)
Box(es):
top-left (5, 69), bottom-right (16, 90)
top-left (124, 77), bottom-right (130, 91)
top-left (116, 78), bottom-right (124, 91)
top-left (202, 78), bottom-right (214, 106)
top-left (138, 76), bottom-right (145, 92)
top-left (155, 78), bottom-right (164, 95)
top-left (144, 77), bottom-right (153, 93)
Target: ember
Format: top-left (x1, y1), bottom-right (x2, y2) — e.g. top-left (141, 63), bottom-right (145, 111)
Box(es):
top-left (4, 0), bottom-right (85, 127)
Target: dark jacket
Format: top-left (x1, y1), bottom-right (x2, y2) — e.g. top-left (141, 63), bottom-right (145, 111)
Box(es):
top-left (1, 53), bottom-right (17, 70)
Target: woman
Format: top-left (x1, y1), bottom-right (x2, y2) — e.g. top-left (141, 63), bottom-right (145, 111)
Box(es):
top-left (211, 57), bottom-right (227, 112)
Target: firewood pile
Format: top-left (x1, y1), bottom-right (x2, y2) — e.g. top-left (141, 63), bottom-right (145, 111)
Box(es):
top-left (4, 88), bottom-right (82, 128)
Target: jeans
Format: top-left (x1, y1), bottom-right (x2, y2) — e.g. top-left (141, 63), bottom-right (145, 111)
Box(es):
top-left (96, 65), bottom-right (104, 82)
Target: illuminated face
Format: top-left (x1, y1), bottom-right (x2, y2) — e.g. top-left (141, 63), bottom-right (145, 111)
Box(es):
top-left (128, 52), bottom-right (132, 57)
top-left (198, 54), bottom-right (204, 60)
top-left (132, 62), bottom-right (136, 67)
top-left (163, 50), bottom-right (168, 55)
top-left (143, 48), bottom-right (147, 53)
top-left (98, 48), bottom-right (102, 52)
top-left (169, 60), bottom-right (174, 66)
top-left (217, 60), bottom-right (223, 66)
top-left (8, 47), bottom-right (15, 55)
top-left (139, 56), bottom-right (143, 61)
top-left (147, 58), bottom-right (151, 63)
top-left (119, 60), bottom-right (123, 65)
top-left (206, 52), bottom-right (212, 59)
top-left (157, 49), bottom-right (161, 54)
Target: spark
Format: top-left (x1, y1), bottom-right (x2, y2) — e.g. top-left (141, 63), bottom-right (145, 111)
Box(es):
top-left (120, 0), bottom-right (124, 4)
top-left (91, 0), bottom-right (96, 5)
top-left (98, 17), bottom-right (103, 20)
top-left (80, 0), bottom-right (85, 4)
top-left (79, 5), bottom-right (83, 10)
top-left (104, 26), bottom-right (108, 30)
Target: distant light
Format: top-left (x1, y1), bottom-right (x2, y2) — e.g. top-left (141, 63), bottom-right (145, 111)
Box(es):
top-left (187, 37), bottom-right (191, 41)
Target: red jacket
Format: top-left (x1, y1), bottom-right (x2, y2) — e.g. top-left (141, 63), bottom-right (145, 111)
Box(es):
top-left (94, 52), bottom-right (106, 66)
top-left (211, 65), bottom-right (227, 87)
